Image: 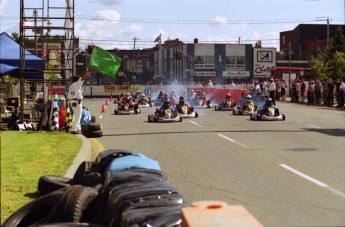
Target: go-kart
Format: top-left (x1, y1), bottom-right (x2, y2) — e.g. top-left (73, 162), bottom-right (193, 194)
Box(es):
top-left (137, 98), bottom-right (153, 108)
top-left (233, 102), bottom-right (257, 115)
top-left (191, 97), bottom-right (209, 109)
top-left (148, 108), bottom-right (182, 123)
top-left (177, 105), bottom-right (198, 118)
top-left (214, 100), bottom-right (236, 111)
top-left (115, 102), bottom-right (141, 115)
top-left (250, 106), bottom-right (285, 121)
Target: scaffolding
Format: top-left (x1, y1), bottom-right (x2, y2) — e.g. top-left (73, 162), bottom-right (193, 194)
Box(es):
top-left (18, 0), bottom-right (75, 124)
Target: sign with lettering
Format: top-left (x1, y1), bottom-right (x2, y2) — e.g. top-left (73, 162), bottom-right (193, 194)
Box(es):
top-left (102, 85), bottom-right (138, 92)
top-left (253, 48), bottom-right (276, 78)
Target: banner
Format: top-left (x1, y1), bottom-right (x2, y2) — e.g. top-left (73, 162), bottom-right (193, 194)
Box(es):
top-left (103, 85), bottom-right (139, 92)
top-left (89, 45), bottom-right (121, 77)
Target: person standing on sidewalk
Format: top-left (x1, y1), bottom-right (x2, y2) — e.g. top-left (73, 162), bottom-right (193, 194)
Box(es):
top-left (327, 79), bottom-right (335, 107)
top-left (307, 80), bottom-right (315, 106)
top-left (339, 79), bottom-right (345, 108)
top-left (269, 78), bottom-right (276, 105)
top-left (67, 67), bottom-right (90, 134)
top-left (314, 79), bottom-right (322, 105)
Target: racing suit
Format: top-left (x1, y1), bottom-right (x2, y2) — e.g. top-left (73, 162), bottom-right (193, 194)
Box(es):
top-left (261, 104), bottom-right (280, 116)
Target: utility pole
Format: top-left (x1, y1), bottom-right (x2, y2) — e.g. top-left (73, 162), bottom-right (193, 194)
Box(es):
top-left (316, 16), bottom-right (332, 48)
top-left (288, 42), bottom-right (292, 93)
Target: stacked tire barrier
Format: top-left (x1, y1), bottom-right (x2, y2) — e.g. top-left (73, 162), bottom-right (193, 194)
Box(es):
top-left (2, 149), bottom-right (188, 227)
top-left (81, 115), bottom-right (103, 138)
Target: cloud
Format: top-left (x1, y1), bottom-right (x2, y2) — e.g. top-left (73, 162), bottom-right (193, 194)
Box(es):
top-left (211, 16), bottom-right (228, 26)
top-left (0, 0), bottom-right (8, 15)
top-left (90, 0), bottom-right (122, 5)
top-left (75, 9), bottom-right (143, 49)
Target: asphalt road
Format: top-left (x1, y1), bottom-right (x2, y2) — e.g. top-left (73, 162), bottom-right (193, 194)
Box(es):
top-left (83, 98), bottom-right (345, 226)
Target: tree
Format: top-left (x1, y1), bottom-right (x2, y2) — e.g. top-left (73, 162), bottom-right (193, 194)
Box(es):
top-left (309, 27), bottom-right (345, 80)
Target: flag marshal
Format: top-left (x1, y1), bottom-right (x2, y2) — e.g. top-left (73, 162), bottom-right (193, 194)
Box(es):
top-left (88, 45), bottom-right (121, 77)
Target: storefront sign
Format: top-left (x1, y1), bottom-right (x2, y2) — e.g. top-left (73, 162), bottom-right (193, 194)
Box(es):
top-left (103, 85), bottom-right (138, 92)
top-left (222, 71), bottom-right (250, 78)
top-left (253, 48), bottom-right (276, 78)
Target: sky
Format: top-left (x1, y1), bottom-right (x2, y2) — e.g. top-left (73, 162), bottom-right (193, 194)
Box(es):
top-left (0, 0), bottom-right (344, 51)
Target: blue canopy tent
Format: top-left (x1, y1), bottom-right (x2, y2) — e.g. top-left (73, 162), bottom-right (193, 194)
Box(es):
top-left (0, 63), bottom-right (19, 76)
top-left (0, 32), bottom-right (45, 80)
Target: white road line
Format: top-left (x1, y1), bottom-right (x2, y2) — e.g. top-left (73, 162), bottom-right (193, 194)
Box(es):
top-left (280, 164), bottom-right (328, 187)
top-left (189, 120), bottom-right (203, 127)
top-left (308, 125), bottom-right (322, 129)
top-left (280, 164), bottom-right (345, 199)
top-left (217, 134), bottom-right (250, 149)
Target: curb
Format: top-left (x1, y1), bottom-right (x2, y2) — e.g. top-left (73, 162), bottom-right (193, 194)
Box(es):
top-left (64, 134), bottom-right (92, 178)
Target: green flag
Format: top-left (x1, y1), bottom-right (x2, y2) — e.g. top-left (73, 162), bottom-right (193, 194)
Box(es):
top-left (88, 45), bottom-right (121, 77)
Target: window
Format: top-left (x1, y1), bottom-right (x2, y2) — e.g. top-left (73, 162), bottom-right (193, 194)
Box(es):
top-left (194, 56), bottom-right (215, 68)
top-left (226, 56), bottom-right (245, 68)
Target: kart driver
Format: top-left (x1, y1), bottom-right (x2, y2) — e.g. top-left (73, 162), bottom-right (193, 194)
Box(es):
top-left (157, 98), bottom-right (174, 115)
top-left (242, 94), bottom-right (255, 110)
top-left (175, 96), bottom-right (189, 113)
top-left (261, 98), bottom-right (279, 116)
top-left (223, 93), bottom-right (234, 106)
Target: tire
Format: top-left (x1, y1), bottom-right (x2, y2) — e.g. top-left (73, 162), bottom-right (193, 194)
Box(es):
top-left (179, 116), bottom-right (182, 122)
top-left (282, 114), bottom-right (286, 121)
top-left (57, 185), bottom-right (99, 223)
top-left (2, 190), bottom-right (64, 227)
top-left (79, 172), bottom-right (102, 187)
top-left (148, 115), bottom-right (152, 122)
top-left (35, 223), bottom-right (106, 227)
top-left (81, 123), bottom-right (102, 132)
top-left (73, 161), bottom-right (94, 184)
top-left (195, 112), bottom-right (198, 118)
top-left (114, 110), bottom-right (118, 115)
top-left (82, 130), bottom-right (103, 138)
top-left (38, 175), bottom-right (73, 195)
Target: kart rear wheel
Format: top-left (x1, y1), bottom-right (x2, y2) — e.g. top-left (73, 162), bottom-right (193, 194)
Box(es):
top-left (114, 110), bottom-right (118, 115)
top-left (282, 114), bottom-right (286, 121)
top-left (179, 116), bottom-right (182, 122)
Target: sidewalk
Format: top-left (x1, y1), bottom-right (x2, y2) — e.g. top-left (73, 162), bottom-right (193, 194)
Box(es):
top-left (278, 96), bottom-right (344, 110)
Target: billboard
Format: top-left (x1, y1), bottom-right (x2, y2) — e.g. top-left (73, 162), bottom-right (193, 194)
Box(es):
top-left (253, 48), bottom-right (276, 78)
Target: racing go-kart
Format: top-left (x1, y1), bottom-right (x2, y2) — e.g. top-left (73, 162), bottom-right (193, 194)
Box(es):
top-left (177, 105), bottom-right (198, 118)
top-left (148, 108), bottom-right (182, 123)
top-left (214, 99), bottom-right (236, 111)
top-left (233, 102), bottom-right (257, 115)
top-left (137, 96), bottom-right (153, 108)
top-left (250, 106), bottom-right (286, 121)
top-left (115, 102), bottom-right (141, 115)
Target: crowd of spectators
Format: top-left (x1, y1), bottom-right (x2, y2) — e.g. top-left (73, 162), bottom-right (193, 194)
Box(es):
top-left (249, 78), bottom-right (345, 109)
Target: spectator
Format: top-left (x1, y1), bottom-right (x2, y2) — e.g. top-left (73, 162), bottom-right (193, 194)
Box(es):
top-left (254, 81), bottom-right (261, 95)
top-left (261, 79), bottom-right (268, 96)
top-left (335, 79), bottom-right (341, 107)
top-left (281, 80), bottom-right (287, 101)
top-left (327, 79), bottom-right (335, 107)
top-left (322, 79), bottom-right (328, 106)
top-left (268, 78), bottom-right (276, 105)
top-left (296, 79), bottom-right (300, 103)
top-left (207, 80), bottom-right (213, 88)
top-left (291, 79), bottom-right (297, 102)
top-left (307, 80), bottom-right (315, 106)
top-left (339, 79), bottom-right (345, 108)
top-left (300, 78), bottom-right (306, 103)
top-left (229, 80), bottom-right (236, 89)
top-left (276, 80), bottom-right (281, 100)
top-left (314, 79), bottom-right (322, 105)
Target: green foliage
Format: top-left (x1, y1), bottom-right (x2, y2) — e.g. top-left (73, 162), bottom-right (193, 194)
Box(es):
top-left (309, 27), bottom-right (345, 80)
top-left (0, 131), bottom-right (82, 223)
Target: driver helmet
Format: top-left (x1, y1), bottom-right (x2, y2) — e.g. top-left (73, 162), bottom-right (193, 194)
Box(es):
top-left (266, 98), bottom-right (272, 106)
top-left (246, 94), bottom-right (252, 103)
top-left (226, 93), bottom-right (231, 98)
top-left (163, 98), bottom-right (170, 107)
top-left (179, 96), bottom-right (185, 104)
top-left (141, 94), bottom-right (146, 97)
top-left (202, 92), bottom-right (206, 96)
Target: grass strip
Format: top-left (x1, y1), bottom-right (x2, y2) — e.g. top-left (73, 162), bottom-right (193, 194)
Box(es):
top-left (0, 131), bottom-right (82, 223)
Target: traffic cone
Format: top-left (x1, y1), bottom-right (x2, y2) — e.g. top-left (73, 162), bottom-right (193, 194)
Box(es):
top-left (101, 104), bottom-right (105, 113)
top-left (105, 99), bottom-right (109, 105)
